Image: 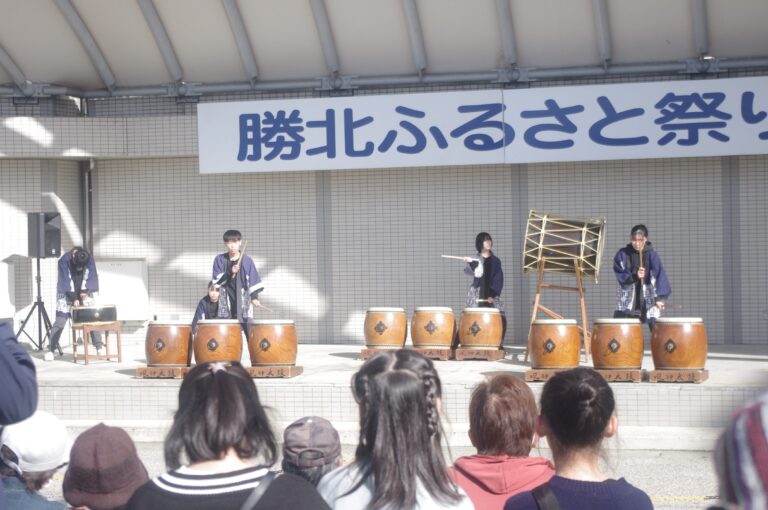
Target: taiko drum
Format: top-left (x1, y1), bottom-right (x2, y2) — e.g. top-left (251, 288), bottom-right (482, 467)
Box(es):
top-left (193, 319), bottom-right (243, 364)
top-left (364, 308), bottom-right (407, 349)
top-left (145, 321), bottom-right (192, 367)
top-left (411, 307), bottom-right (455, 349)
top-left (591, 318), bottom-right (643, 369)
top-left (651, 317), bottom-right (708, 370)
top-left (248, 319), bottom-right (297, 366)
top-left (71, 305), bottom-right (117, 325)
top-left (529, 319), bottom-right (580, 369)
top-left (458, 308), bottom-right (502, 349)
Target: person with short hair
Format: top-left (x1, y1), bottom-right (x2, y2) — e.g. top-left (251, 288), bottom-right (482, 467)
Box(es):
top-left (463, 232), bottom-right (506, 339)
top-left (318, 350), bottom-right (473, 510)
top-left (709, 391), bottom-right (768, 510)
top-left (211, 230), bottom-right (264, 335)
top-left (450, 374), bottom-right (554, 508)
top-left (613, 224), bottom-right (671, 331)
top-left (63, 423), bottom-right (149, 510)
top-left (0, 410), bottom-right (71, 509)
top-left (48, 246), bottom-right (102, 359)
top-left (504, 368), bottom-right (653, 510)
top-left (125, 361), bottom-right (330, 510)
top-left (281, 416), bottom-right (343, 487)
top-left (191, 281), bottom-right (230, 330)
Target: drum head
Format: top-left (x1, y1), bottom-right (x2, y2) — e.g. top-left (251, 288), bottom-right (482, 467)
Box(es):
top-left (251, 319), bottom-right (295, 325)
top-left (655, 317), bottom-right (703, 323)
top-left (367, 307), bottom-right (406, 313)
top-left (532, 319), bottom-right (577, 325)
top-left (149, 320), bottom-right (190, 326)
top-left (414, 307), bottom-right (453, 312)
top-left (197, 319), bottom-right (241, 324)
top-left (594, 318), bottom-right (641, 324)
top-left (463, 307), bottom-right (500, 314)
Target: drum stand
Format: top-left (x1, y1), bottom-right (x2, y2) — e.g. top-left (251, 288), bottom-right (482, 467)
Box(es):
top-left (16, 257), bottom-right (55, 353)
top-left (524, 257), bottom-right (591, 363)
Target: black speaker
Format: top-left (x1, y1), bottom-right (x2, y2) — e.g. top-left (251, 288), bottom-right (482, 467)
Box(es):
top-left (28, 212), bottom-right (61, 259)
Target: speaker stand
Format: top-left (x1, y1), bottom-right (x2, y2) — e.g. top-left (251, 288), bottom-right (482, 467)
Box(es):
top-left (16, 257), bottom-right (57, 353)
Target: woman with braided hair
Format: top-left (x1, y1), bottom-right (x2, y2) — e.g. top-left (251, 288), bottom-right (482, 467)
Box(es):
top-left (504, 368), bottom-right (652, 510)
top-left (318, 350), bottom-right (473, 510)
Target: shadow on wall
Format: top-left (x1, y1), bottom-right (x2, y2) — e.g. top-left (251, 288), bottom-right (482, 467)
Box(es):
top-left (2, 255), bottom-right (32, 313)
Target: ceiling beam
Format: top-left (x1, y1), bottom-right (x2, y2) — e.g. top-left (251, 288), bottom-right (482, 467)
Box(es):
top-left (494, 0), bottom-right (517, 67)
top-left (691, 0), bottom-right (709, 57)
top-left (309, 0), bottom-right (340, 75)
top-left (591, 0), bottom-right (612, 67)
top-left (54, 0), bottom-right (117, 90)
top-left (0, 46), bottom-right (26, 88)
top-left (137, 0), bottom-right (183, 82)
top-left (402, 0), bottom-right (427, 75)
top-left (222, 0), bottom-right (259, 81)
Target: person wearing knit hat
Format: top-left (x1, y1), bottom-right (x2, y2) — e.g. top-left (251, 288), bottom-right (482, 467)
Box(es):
top-left (63, 423), bottom-right (149, 510)
top-left (1, 410), bottom-right (71, 509)
top-left (281, 416), bottom-right (343, 486)
top-left (711, 391), bottom-right (768, 510)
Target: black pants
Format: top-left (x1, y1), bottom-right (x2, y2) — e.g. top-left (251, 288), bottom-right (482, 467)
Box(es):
top-left (50, 314), bottom-right (103, 352)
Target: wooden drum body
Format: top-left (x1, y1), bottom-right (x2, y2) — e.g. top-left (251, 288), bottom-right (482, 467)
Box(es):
top-left (591, 318), bottom-right (643, 369)
top-left (458, 308), bottom-right (502, 349)
top-left (651, 318), bottom-right (707, 370)
top-left (529, 319), bottom-right (580, 369)
top-left (145, 321), bottom-right (192, 367)
top-left (193, 319), bottom-right (242, 364)
top-left (248, 320), bottom-right (297, 366)
top-left (364, 308), bottom-right (407, 349)
top-left (72, 305), bottom-right (117, 325)
top-left (411, 307), bottom-right (455, 348)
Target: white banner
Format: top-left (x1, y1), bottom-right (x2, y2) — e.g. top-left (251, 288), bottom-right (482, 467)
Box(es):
top-left (197, 76), bottom-right (768, 173)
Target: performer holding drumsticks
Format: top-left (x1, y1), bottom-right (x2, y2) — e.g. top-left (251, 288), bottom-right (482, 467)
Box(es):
top-left (211, 230), bottom-right (265, 335)
top-left (444, 232), bottom-right (507, 340)
top-left (612, 224), bottom-right (671, 330)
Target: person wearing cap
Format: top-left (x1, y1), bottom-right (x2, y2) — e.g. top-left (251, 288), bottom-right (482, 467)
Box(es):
top-left (463, 232), bottom-right (506, 340)
top-left (62, 423), bottom-right (149, 510)
top-left (125, 361), bottom-right (330, 510)
top-left (709, 391), bottom-right (768, 510)
top-left (0, 410), bottom-right (71, 509)
top-left (281, 416), bottom-right (343, 487)
top-left (612, 224), bottom-right (671, 330)
top-left (47, 246), bottom-right (102, 360)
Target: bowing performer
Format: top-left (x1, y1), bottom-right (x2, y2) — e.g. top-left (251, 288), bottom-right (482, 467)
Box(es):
top-left (612, 224), bottom-right (671, 330)
top-left (48, 247), bottom-right (102, 360)
top-left (211, 230), bottom-right (264, 335)
top-left (463, 232), bottom-right (506, 339)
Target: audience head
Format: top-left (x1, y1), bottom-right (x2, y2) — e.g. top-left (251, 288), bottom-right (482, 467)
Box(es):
top-left (281, 416), bottom-right (342, 486)
top-left (469, 373), bottom-right (538, 457)
top-left (713, 392), bottom-right (768, 510)
top-left (351, 349), bottom-right (461, 509)
top-left (539, 368), bottom-right (616, 453)
top-left (63, 423), bottom-right (148, 510)
top-left (0, 410), bottom-right (70, 492)
top-left (164, 361), bottom-right (277, 470)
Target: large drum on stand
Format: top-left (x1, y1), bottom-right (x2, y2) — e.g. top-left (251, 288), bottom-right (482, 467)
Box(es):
top-left (523, 210), bottom-right (607, 283)
top-left (193, 319), bottom-right (243, 364)
top-left (248, 319), bottom-right (297, 366)
top-left (145, 321), bottom-right (192, 367)
top-left (364, 308), bottom-right (407, 349)
top-left (591, 318), bottom-right (643, 369)
top-left (458, 308), bottom-right (502, 349)
top-left (651, 317), bottom-right (707, 370)
top-left (529, 319), bottom-right (580, 369)
top-left (411, 307), bottom-right (455, 349)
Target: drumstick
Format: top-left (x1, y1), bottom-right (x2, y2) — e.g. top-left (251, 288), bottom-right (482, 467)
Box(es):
top-left (239, 240), bottom-right (248, 263)
top-left (441, 255), bottom-right (467, 261)
top-left (257, 302), bottom-right (274, 313)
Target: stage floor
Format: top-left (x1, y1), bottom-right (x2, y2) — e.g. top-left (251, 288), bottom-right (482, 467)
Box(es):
top-left (29, 341), bottom-right (768, 451)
